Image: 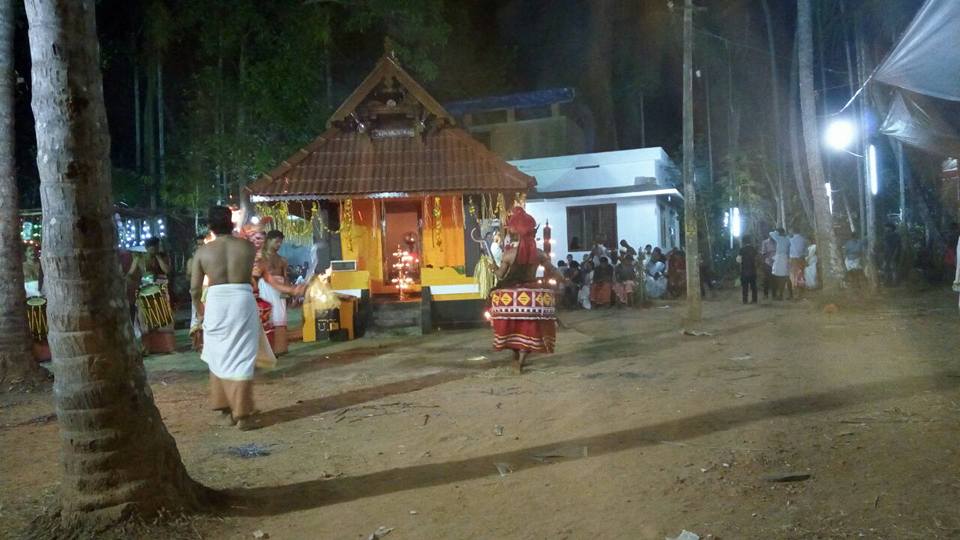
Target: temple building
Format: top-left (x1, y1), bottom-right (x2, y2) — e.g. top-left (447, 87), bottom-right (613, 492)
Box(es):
top-left (246, 51), bottom-right (534, 334)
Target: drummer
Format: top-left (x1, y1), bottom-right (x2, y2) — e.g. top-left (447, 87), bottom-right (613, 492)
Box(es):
top-left (128, 237), bottom-right (171, 285)
top-left (126, 237), bottom-right (174, 353)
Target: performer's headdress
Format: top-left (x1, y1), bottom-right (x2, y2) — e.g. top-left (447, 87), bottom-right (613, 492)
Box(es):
top-left (507, 205), bottom-right (538, 265)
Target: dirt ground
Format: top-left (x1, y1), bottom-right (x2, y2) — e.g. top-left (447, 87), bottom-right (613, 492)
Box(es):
top-left (2, 288), bottom-right (959, 539)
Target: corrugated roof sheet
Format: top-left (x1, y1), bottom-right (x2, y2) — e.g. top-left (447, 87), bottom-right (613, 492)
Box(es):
top-left (444, 87), bottom-right (576, 117)
top-left (247, 127), bottom-right (535, 200)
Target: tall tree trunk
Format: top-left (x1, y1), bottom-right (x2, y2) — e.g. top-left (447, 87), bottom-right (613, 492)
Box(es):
top-left (583, 0), bottom-right (618, 150)
top-left (841, 2), bottom-right (866, 237)
top-left (0, 0), bottom-right (46, 386)
top-left (235, 40), bottom-right (247, 191)
top-left (788, 28), bottom-right (815, 229)
top-left (132, 37), bottom-right (141, 173)
top-left (704, 70), bottom-right (714, 186)
top-left (855, 14), bottom-right (879, 290)
top-left (797, 0), bottom-right (844, 293)
top-left (682, 0), bottom-right (701, 321)
top-left (816, 3), bottom-right (832, 188)
top-left (24, 0), bottom-right (209, 527)
top-left (143, 58), bottom-right (156, 209)
top-left (156, 58), bottom-right (165, 203)
top-left (761, 0), bottom-right (787, 229)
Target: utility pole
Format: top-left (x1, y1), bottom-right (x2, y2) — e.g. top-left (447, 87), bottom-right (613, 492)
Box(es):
top-left (682, 0), bottom-right (702, 322)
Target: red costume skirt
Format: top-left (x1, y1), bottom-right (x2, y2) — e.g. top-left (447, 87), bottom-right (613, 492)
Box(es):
top-left (490, 286), bottom-right (557, 353)
top-left (257, 297), bottom-right (274, 337)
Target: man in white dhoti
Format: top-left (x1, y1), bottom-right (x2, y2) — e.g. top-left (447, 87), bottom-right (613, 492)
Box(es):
top-left (191, 206), bottom-right (261, 430)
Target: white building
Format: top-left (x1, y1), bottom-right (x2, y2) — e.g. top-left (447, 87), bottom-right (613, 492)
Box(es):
top-left (511, 147), bottom-right (683, 263)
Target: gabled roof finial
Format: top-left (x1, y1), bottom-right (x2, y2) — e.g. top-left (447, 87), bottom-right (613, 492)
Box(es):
top-left (384, 36), bottom-right (398, 61)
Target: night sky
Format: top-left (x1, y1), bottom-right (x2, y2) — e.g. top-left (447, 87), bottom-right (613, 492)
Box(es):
top-left (11, 0), bottom-right (921, 216)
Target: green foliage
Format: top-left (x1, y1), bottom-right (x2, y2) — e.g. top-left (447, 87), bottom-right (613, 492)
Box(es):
top-left (111, 0), bottom-right (507, 217)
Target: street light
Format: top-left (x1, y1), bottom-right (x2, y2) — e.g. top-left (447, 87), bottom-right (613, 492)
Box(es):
top-left (825, 119), bottom-right (856, 151)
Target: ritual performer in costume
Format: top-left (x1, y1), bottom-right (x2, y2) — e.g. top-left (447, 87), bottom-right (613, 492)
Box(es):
top-left (257, 230), bottom-right (305, 355)
top-left (191, 206), bottom-right (263, 430)
top-left (242, 222), bottom-right (279, 346)
top-left (127, 237), bottom-right (175, 354)
top-left (488, 206), bottom-right (560, 373)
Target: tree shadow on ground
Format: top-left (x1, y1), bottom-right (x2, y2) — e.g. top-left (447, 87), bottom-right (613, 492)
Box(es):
top-left (222, 373), bottom-right (960, 516)
top-left (253, 371), bottom-right (470, 428)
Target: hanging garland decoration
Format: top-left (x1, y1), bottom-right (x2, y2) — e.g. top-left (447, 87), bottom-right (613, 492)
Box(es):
top-left (495, 192), bottom-right (506, 224)
top-left (466, 195), bottom-right (477, 220)
top-left (514, 192), bottom-right (526, 209)
top-left (340, 199), bottom-right (354, 252)
top-left (254, 203), bottom-right (319, 246)
top-left (432, 196), bottom-right (443, 248)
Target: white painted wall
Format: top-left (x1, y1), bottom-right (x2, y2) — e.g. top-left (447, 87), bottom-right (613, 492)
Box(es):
top-left (526, 192), bottom-right (680, 263)
top-left (511, 147), bottom-right (674, 192)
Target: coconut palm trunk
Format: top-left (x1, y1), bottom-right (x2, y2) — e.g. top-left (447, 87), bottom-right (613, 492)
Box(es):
top-left (24, 0), bottom-right (208, 526)
top-left (797, 0), bottom-right (844, 292)
top-left (0, 0), bottom-right (46, 386)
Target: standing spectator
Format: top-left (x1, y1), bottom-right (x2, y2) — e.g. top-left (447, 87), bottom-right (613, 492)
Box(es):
top-left (737, 236), bottom-right (759, 304)
top-left (666, 248), bottom-right (686, 298)
top-left (881, 223), bottom-right (901, 286)
top-left (578, 261), bottom-right (594, 309)
top-left (789, 231), bottom-right (808, 290)
top-left (590, 256), bottom-right (614, 307)
top-left (769, 228), bottom-right (791, 300)
top-left (565, 260), bottom-right (583, 308)
top-left (844, 235), bottom-right (866, 289)
top-left (760, 233), bottom-right (776, 299)
top-left (590, 238), bottom-right (610, 266)
top-left (613, 255), bottom-right (637, 306)
top-left (619, 239), bottom-right (637, 260)
top-left (952, 234), bottom-right (960, 311)
top-left (943, 223), bottom-right (958, 284)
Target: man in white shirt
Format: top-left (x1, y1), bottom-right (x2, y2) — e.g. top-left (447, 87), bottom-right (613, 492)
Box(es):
top-left (788, 232), bottom-right (808, 292)
top-left (769, 229), bottom-right (791, 300)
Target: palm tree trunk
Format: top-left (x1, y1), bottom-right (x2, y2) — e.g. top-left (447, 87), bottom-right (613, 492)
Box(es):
top-left (788, 28), bottom-right (815, 229)
top-left (761, 0), bottom-right (787, 229)
top-left (797, 0), bottom-right (844, 292)
top-left (855, 14), bottom-right (879, 290)
top-left (24, 0), bottom-right (209, 526)
top-left (0, 0), bottom-right (46, 386)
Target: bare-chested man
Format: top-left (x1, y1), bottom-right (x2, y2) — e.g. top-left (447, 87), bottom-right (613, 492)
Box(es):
top-left (191, 206), bottom-right (261, 430)
top-left (257, 230), bottom-right (304, 355)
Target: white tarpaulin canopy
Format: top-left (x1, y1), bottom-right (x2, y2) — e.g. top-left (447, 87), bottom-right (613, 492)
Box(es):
top-left (873, 0), bottom-right (960, 102)
top-left (880, 91), bottom-right (960, 157)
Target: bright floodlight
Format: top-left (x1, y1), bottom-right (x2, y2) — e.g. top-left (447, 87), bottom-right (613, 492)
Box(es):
top-left (825, 119), bottom-right (856, 150)
top-left (731, 207), bottom-right (742, 238)
top-left (867, 144), bottom-right (879, 195)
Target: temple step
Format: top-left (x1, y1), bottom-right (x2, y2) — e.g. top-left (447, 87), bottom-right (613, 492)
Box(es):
top-left (369, 299), bottom-right (422, 336)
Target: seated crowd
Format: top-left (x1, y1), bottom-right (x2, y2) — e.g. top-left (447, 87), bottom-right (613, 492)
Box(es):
top-left (554, 239), bottom-right (690, 309)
